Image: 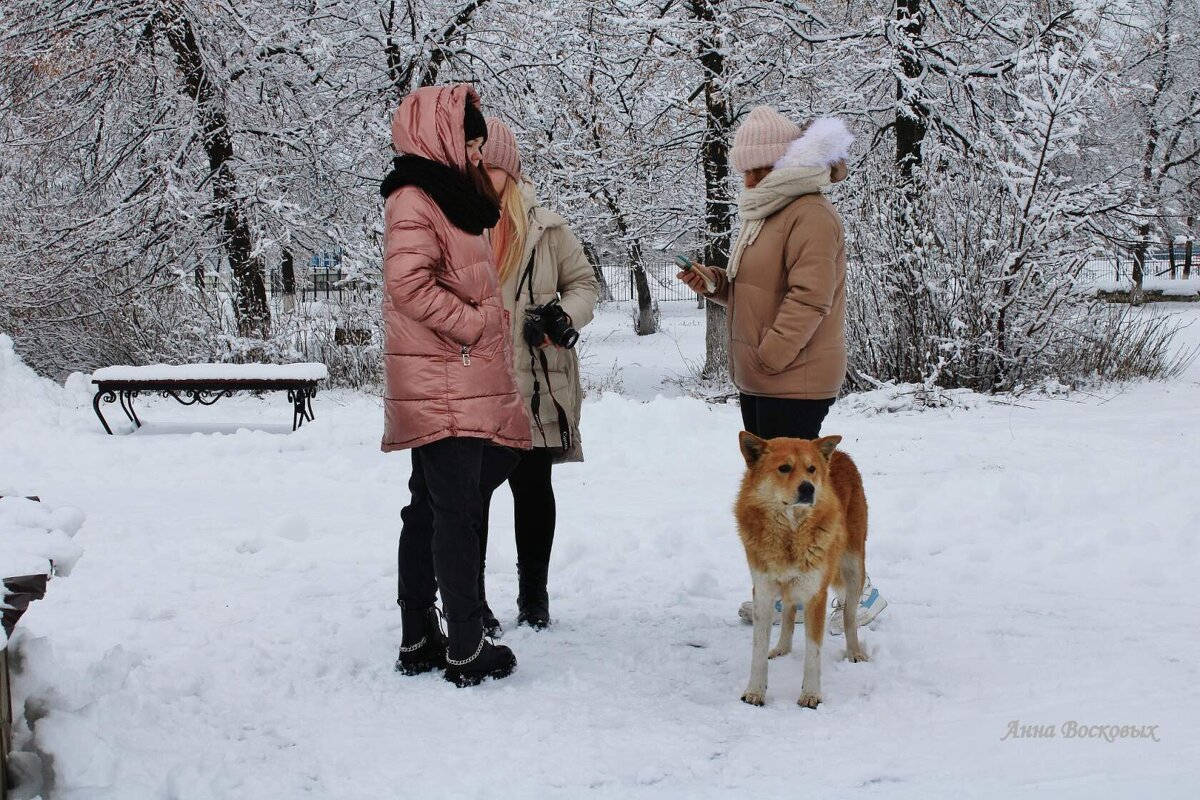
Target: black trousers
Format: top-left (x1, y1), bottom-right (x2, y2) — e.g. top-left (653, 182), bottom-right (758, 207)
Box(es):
top-left (480, 447), bottom-right (556, 570)
top-left (739, 393), bottom-right (835, 440)
top-left (397, 437), bottom-right (518, 622)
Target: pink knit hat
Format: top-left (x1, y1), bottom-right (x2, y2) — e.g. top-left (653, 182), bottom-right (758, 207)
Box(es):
top-left (729, 106), bottom-right (804, 173)
top-left (483, 117), bottom-right (522, 180)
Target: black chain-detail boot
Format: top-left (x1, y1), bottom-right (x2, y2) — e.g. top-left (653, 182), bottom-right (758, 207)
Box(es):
top-left (443, 619), bottom-right (516, 687)
top-left (479, 562), bottom-right (502, 639)
top-left (395, 604), bottom-right (447, 675)
top-left (516, 562), bottom-right (551, 630)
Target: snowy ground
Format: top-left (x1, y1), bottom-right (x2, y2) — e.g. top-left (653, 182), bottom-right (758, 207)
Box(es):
top-left (1, 304), bottom-right (1199, 799)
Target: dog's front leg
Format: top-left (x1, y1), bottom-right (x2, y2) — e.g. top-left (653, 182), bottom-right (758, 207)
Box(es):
top-left (798, 586), bottom-right (827, 708)
top-left (742, 572), bottom-right (776, 706)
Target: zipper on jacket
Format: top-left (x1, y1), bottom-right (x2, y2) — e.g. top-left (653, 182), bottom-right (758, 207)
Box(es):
top-left (461, 346), bottom-right (471, 366)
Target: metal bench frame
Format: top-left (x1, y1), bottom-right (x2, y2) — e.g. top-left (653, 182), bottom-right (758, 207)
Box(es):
top-left (91, 378), bottom-right (320, 434)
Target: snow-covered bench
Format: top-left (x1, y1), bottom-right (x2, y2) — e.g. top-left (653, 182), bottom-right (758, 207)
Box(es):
top-left (1, 495), bottom-right (84, 796)
top-left (90, 363), bottom-right (329, 434)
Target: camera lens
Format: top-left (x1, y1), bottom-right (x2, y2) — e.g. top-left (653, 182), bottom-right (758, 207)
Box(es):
top-left (547, 307), bottom-right (578, 349)
top-left (556, 324), bottom-right (579, 349)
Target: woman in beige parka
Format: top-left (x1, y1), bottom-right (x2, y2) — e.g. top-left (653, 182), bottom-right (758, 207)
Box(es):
top-left (477, 117), bottom-right (600, 634)
top-left (678, 108), bottom-right (887, 633)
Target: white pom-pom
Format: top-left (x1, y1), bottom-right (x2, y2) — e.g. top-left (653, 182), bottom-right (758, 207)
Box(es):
top-left (774, 117), bottom-right (855, 169)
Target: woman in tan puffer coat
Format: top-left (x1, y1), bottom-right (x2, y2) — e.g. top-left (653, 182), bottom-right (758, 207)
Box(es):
top-left (382, 84), bottom-right (531, 687)
top-left (678, 108), bottom-right (887, 632)
top-left (476, 117), bottom-right (600, 634)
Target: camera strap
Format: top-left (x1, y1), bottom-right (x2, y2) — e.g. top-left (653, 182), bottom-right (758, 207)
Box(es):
top-left (527, 348), bottom-right (571, 451)
top-left (519, 247), bottom-right (573, 453)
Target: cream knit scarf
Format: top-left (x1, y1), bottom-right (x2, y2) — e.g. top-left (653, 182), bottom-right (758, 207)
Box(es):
top-left (726, 117), bottom-right (854, 281)
top-left (727, 168), bottom-right (829, 281)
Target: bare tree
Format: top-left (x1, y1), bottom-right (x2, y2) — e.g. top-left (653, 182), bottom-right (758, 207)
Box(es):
top-left (1109, 0), bottom-right (1200, 301)
top-left (687, 0), bottom-right (734, 377)
top-left (383, 0), bottom-right (494, 95)
top-left (152, 5), bottom-right (270, 337)
top-left (2, 0), bottom-right (1189, 391)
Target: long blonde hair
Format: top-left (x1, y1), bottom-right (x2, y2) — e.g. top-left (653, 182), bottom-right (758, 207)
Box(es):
top-left (492, 177), bottom-right (529, 285)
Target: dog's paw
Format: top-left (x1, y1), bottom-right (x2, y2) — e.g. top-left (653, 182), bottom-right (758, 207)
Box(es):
top-left (848, 648), bottom-right (869, 663)
top-left (741, 691), bottom-right (766, 707)
top-left (797, 692), bottom-right (822, 709)
top-left (768, 646), bottom-right (791, 659)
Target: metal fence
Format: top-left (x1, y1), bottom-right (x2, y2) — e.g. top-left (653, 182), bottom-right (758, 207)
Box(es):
top-left (295, 267), bottom-right (698, 304)
top-left (1081, 257), bottom-right (1199, 285)
top-left (202, 265), bottom-right (699, 305)
top-left (605, 256), bottom-right (1190, 299)
top-left (291, 266), bottom-right (698, 304)
top-left (599, 262), bottom-right (697, 303)
top-left (206, 259), bottom-right (1199, 304)
top-left (297, 284), bottom-right (375, 303)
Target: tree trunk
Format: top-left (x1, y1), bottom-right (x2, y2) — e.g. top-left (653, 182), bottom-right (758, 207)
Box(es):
top-left (281, 248), bottom-right (296, 313)
top-left (892, 1), bottom-right (940, 379)
top-left (1185, 215), bottom-right (1194, 279)
top-left (579, 7), bottom-right (655, 334)
top-left (892, 0), bottom-right (926, 376)
top-left (583, 241), bottom-right (614, 302)
top-left (631, 257), bottom-right (657, 335)
top-left (1166, 226), bottom-right (1177, 278)
top-left (161, 10), bottom-right (270, 338)
top-left (690, 0), bottom-right (734, 379)
top-left (894, 0), bottom-right (926, 186)
top-left (281, 249), bottom-right (296, 295)
top-left (1132, 0), bottom-right (1172, 299)
top-left (1131, 225), bottom-right (1150, 305)
top-left (596, 186), bottom-right (655, 332)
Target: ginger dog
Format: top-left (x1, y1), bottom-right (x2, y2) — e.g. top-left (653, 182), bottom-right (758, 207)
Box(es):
top-left (735, 433), bottom-right (869, 708)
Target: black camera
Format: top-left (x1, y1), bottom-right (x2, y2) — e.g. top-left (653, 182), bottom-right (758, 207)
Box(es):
top-left (523, 300), bottom-right (579, 350)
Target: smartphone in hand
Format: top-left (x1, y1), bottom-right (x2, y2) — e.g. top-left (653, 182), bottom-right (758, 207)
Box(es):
top-left (675, 253), bottom-right (715, 293)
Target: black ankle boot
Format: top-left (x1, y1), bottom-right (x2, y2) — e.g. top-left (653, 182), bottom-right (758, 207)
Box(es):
top-left (396, 605), bottom-right (447, 675)
top-left (479, 564), bottom-right (502, 639)
top-left (516, 562), bottom-right (551, 630)
top-left (443, 619), bottom-right (516, 687)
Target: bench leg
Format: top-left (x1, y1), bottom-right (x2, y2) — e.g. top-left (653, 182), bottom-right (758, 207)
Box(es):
top-left (290, 389), bottom-right (303, 431)
top-left (119, 391), bottom-right (142, 428)
top-left (289, 388), bottom-right (317, 431)
top-left (93, 391), bottom-right (115, 435)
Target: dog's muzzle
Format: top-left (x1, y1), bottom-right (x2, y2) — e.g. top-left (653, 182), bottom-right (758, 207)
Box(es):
top-left (794, 481), bottom-right (815, 506)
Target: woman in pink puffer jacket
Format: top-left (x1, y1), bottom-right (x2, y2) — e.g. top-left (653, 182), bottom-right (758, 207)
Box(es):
top-left (382, 84), bottom-right (531, 687)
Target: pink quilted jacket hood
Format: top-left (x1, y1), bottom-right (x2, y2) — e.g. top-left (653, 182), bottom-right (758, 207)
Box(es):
top-left (380, 84), bottom-right (531, 451)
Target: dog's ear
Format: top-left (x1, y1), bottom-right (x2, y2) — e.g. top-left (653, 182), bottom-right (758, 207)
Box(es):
top-left (739, 431), bottom-right (767, 466)
top-left (815, 435), bottom-right (842, 461)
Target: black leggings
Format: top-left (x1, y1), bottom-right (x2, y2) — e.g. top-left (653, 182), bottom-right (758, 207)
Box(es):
top-left (739, 393), bottom-right (835, 440)
top-left (481, 448), bottom-right (556, 568)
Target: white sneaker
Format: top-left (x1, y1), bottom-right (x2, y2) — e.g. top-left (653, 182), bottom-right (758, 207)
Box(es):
top-left (737, 597), bottom-right (802, 625)
top-left (737, 578), bottom-right (887, 633)
top-left (829, 577), bottom-right (887, 636)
